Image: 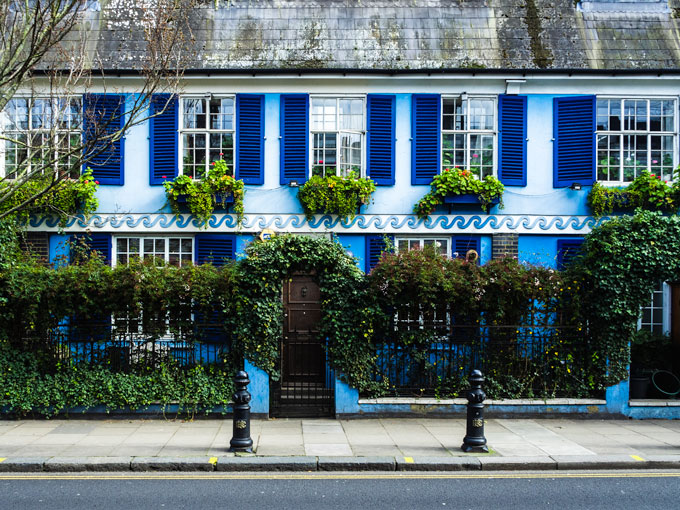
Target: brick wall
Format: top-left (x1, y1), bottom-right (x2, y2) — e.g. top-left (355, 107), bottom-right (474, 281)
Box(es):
top-left (492, 233), bottom-right (518, 259)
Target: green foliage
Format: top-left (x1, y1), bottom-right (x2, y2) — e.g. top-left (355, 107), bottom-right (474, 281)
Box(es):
top-left (630, 330), bottom-right (674, 373)
top-left (587, 170), bottom-right (680, 217)
top-left (163, 160), bottom-right (245, 226)
top-left (236, 234), bottom-right (381, 394)
top-left (0, 341), bottom-right (234, 418)
top-left (0, 169), bottom-right (99, 224)
top-left (572, 209), bottom-right (680, 384)
top-left (414, 168), bottom-right (504, 218)
top-left (0, 219), bottom-right (22, 270)
top-left (366, 246), bottom-right (594, 398)
top-left (297, 172), bottom-right (377, 220)
top-left (0, 252), bottom-right (240, 348)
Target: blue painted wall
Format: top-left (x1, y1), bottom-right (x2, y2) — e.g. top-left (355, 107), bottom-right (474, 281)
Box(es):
top-left (92, 93), bottom-right (592, 218)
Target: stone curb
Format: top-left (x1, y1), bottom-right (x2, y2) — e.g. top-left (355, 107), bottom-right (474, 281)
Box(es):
top-left (318, 456), bottom-right (395, 471)
top-left (215, 456), bottom-right (317, 472)
top-left (0, 455), bottom-right (679, 472)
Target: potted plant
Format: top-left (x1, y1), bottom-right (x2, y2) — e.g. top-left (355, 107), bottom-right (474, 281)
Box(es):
top-left (163, 159), bottom-right (245, 226)
top-left (297, 171), bottom-right (376, 220)
top-left (414, 168), bottom-right (504, 219)
top-left (588, 170), bottom-right (679, 217)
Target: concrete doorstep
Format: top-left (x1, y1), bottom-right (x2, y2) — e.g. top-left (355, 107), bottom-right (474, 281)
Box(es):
top-left (1, 454), bottom-right (679, 473)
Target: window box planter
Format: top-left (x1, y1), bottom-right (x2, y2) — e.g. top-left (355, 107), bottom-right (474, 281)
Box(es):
top-left (175, 192), bottom-right (234, 207)
top-left (443, 194), bottom-right (502, 206)
top-left (414, 169), bottom-right (504, 219)
top-left (297, 172), bottom-right (377, 221)
top-left (163, 160), bottom-right (245, 226)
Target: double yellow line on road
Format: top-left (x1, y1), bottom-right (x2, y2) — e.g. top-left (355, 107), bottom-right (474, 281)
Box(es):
top-left (1, 472), bottom-right (680, 481)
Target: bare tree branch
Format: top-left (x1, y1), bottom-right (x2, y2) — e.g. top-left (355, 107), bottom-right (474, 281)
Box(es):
top-left (0, 0), bottom-right (194, 220)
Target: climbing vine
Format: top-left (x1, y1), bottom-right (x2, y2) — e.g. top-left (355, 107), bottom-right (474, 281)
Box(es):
top-left (235, 234), bottom-right (381, 393)
top-left (571, 209), bottom-right (680, 385)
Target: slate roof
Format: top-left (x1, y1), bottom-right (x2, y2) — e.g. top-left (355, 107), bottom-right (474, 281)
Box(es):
top-left (79, 0), bottom-right (680, 72)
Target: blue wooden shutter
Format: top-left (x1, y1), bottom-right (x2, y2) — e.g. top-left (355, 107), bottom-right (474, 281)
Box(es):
top-left (195, 234), bottom-right (236, 266)
top-left (365, 234), bottom-right (394, 272)
top-left (367, 94), bottom-right (395, 185)
top-left (83, 94), bottom-right (125, 185)
top-left (69, 233), bottom-right (112, 264)
top-left (553, 96), bottom-right (596, 188)
top-left (236, 94), bottom-right (264, 184)
top-left (149, 94), bottom-right (178, 185)
top-left (280, 94), bottom-right (309, 185)
top-left (194, 233), bottom-right (235, 343)
top-left (557, 238), bottom-right (585, 270)
top-left (411, 94), bottom-right (441, 185)
top-left (498, 95), bottom-right (527, 186)
top-left (452, 236), bottom-right (481, 260)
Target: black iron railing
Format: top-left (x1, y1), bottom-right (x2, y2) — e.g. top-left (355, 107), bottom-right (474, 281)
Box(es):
top-left (370, 325), bottom-right (601, 399)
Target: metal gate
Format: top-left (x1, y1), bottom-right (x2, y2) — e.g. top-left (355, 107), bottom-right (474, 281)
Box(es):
top-left (271, 275), bottom-right (334, 417)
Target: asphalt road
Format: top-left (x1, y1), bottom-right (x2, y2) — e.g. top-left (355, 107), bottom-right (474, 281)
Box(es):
top-left (1, 471), bottom-right (679, 510)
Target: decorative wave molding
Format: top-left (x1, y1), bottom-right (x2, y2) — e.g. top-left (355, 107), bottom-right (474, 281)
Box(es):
top-left (25, 213), bottom-right (608, 234)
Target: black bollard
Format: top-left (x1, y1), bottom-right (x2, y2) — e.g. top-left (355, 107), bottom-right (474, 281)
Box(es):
top-left (229, 370), bottom-right (253, 453)
top-left (461, 369), bottom-right (488, 453)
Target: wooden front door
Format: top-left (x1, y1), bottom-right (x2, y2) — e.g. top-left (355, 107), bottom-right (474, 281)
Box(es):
top-left (271, 275), bottom-right (334, 417)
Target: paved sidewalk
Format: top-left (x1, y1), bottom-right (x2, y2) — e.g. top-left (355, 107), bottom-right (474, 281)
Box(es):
top-left (1, 418), bottom-right (680, 472)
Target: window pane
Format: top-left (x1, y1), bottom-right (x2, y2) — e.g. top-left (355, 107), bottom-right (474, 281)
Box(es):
top-left (129, 238), bottom-right (140, 253)
top-left (597, 134), bottom-right (620, 182)
top-left (182, 133), bottom-right (206, 179)
top-left (183, 98), bottom-right (205, 129)
top-left (596, 99), bottom-right (610, 131)
top-left (469, 99), bottom-right (494, 130)
top-left (210, 97), bottom-right (233, 130)
top-left (181, 239), bottom-right (192, 252)
top-left (470, 134), bottom-right (494, 178)
top-left (117, 238), bottom-right (127, 252)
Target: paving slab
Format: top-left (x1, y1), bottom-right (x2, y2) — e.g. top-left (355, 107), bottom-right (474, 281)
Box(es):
top-left (318, 456), bottom-right (396, 471)
top-left (396, 456), bottom-right (482, 471)
top-left (216, 456), bottom-right (317, 472)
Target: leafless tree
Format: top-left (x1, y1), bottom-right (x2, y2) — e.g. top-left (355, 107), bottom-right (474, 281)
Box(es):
top-left (0, 0), bottom-right (194, 220)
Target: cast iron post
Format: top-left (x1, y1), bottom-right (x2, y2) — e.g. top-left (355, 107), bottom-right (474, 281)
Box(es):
top-left (229, 370), bottom-right (253, 453)
top-left (461, 369), bottom-right (488, 453)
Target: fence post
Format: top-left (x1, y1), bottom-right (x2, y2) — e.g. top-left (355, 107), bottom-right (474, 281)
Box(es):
top-left (461, 369), bottom-right (488, 452)
top-left (229, 370), bottom-right (253, 453)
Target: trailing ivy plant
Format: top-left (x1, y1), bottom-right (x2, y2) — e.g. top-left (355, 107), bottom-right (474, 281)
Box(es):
top-left (414, 168), bottom-right (504, 218)
top-left (235, 234), bottom-right (384, 394)
top-left (587, 170), bottom-right (679, 217)
top-left (297, 172), bottom-right (377, 221)
top-left (163, 160), bottom-right (245, 226)
top-left (571, 209), bottom-right (680, 385)
top-left (0, 340), bottom-right (236, 418)
top-left (0, 168), bottom-right (99, 225)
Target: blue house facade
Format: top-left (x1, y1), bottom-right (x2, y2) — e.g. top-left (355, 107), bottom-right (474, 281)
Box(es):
top-left (5, 0), bottom-right (680, 417)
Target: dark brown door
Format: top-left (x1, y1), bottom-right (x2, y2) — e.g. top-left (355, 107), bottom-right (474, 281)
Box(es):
top-left (271, 275), bottom-right (334, 417)
top-left (283, 275), bottom-right (324, 383)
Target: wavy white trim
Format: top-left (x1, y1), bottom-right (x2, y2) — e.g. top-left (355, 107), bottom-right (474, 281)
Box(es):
top-left (24, 213), bottom-right (608, 234)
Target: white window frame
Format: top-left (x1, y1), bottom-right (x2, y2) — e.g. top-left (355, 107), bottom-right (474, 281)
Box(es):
top-left (178, 95), bottom-right (235, 179)
top-left (0, 96), bottom-right (82, 179)
top-left (111, 235), bottom-right (194, 339)
top-left (112, 236), bottom-right (194, 268)
top-left (596, 96), bottom-right (678, 186)
top-left (310, 95), bottom-right (366, 178)
top-left (394, 236), bottom-right (451, 257)
top-left (441, 95), bottom-right (497, 178)
top-left (638, 281), bottom-right (671, 336)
